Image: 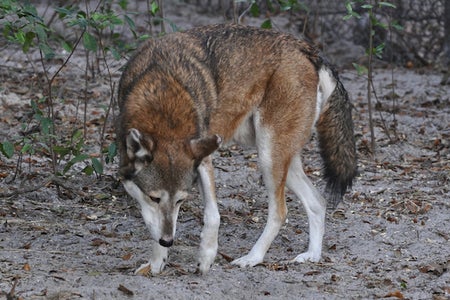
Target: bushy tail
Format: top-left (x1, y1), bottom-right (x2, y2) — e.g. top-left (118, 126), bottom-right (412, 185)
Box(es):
top-left (316, 66), bottom-right (357, 208)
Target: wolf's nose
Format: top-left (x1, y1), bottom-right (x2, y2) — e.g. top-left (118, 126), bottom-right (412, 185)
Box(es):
top-left (159, 238), bottom-right (173, 247)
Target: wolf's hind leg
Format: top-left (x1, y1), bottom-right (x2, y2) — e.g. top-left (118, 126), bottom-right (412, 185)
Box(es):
top-left (135, 240), bottom-right (168, 275)
top-left (286, 155), bottom-right (325, 263)
top-left (232, 117), bottom-right (288, 267)
top-left (197, 156), bottom-right (220, 274)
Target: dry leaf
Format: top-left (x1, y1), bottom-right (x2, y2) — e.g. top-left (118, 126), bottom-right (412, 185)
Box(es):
top-left (264, 262), bottom-right (288, 271)
top-left (118, 284), bottom-right (134, 296)
top-left (122, 253), bottom-right (133, 261)
top-left (86, 214), bottom-right (98, 221)
top-left (23, 263), bottom-right (31, 271)
top-left (91, 238), bottom-right (108, 247)
top-left (418, 264), bottom-right (445, 276)
top-left (384, 290), bottom-right (404, 299)
top-left (405, 200), bottom-right (420, 214)
top-left (135, 264), bottom-right (151, 276)
top-left (218, 251), bottom-right (234, 263)
top-left (304, 270), bottom-right (321, 276)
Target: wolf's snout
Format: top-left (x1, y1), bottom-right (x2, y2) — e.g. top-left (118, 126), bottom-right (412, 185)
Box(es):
top-left (159, 237), bottom-right (174, 247)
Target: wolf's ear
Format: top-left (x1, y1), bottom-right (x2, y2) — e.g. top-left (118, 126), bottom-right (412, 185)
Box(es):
top-left (122, 128), bottom-right (154, 178)
top-left (126, 128), bottom-right (154, 160)
top-left (190, 134), bottom-right (222, 161)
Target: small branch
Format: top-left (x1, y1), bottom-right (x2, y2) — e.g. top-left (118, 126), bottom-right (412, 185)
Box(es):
top-left (367, 2), bottom-right (376, 155)
top-left (158, 0), bottom-right (165, 33)
top-left (238, 2), bottom-right (253, 24)
top-left (0, 175), bottom-right (54, 198)
top-left (0, 175), bottom-right (88, 199)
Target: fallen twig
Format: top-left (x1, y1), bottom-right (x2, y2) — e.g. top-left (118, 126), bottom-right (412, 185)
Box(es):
top-left (0, 175), bottom-right (88, 199)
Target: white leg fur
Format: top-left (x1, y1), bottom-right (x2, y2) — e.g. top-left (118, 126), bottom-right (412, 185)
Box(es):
top-left (286, 155), bottom-right (326, 263)
top-left (197, 156), bottom-right (220, 274)
top-left (232, 116), bottom-right (285, 267)
top-left (135, 240), bottom-right (168, 275)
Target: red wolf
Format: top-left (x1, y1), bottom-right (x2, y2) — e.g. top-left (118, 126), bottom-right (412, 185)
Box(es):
top-left (116, 23), bottom-right (357, 275)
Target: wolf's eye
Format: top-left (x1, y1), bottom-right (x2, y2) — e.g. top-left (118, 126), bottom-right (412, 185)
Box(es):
top-left (176, 199), bottom-right (185, 206)
top-left (149, 196), bottom-right (160, 204)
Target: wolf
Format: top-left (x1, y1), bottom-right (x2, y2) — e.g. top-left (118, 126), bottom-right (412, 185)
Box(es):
top-left (116, 23), bottom-right (357, 275)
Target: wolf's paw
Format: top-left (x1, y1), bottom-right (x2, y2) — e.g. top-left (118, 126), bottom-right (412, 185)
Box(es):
top-left (135, 259), bottom-right (166, 276)
top-left (197, 253), bottom-right (215, 274)
top-left (290, 251), bottom-right (321, 264)
top-left (231, 254), bottom-right (264, 268)
top-left (196, 260), bottom-right (212, 275)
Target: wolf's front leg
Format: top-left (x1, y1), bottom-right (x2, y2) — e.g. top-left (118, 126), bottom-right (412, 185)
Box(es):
top-left (196, 156), bottom-right (220, 274)
top-left (135, 240), bottom-right (168, 275)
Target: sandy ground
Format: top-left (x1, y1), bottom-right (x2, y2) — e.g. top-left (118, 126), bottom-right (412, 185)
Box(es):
top-left (1, 1), bottom-right (449, 299)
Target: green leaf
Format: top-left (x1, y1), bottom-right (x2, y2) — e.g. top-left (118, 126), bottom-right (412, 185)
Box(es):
top-left (39, 42), bottom-right (55, 59)
top-left (106, 142), bottom-right (117, 163)
top-left (109, 14), bottom-right (123, 26)
top-left (250, 3), bottom-right (260, 17)
top-left (279, 0), bottom-right (292, 11)
top-left (379, 2), bottom-right (396, 8)
top-left (352, 63), bottom-right (368, 75)
top-left (40, 117), bottom-right (53, 135)
top-left (72, 129), bottom-right (83, 142)
top-left (63, 153), bottom-right (90, 173)
top-left (35, 23), bottom-right (48, 42)
top-left (375, 21), bottom-right (388, 30)
top-left (361, 4), bottom-right (373, 9)
top-left (150, 1), bottom-right (159, 16)
top-left (14, 31), bottom-right (25, 43)
top-left (374, 43), bottom-right (385, 59)
top-left (91, 158), bottom-right (103, 175)
top-left (108, 47), bottom-right (121, 60)
top-left (391, 21), bottom-right (403, 31)
top-left (260, 19), bottom-right (272, 29)
top-left (82, 165), bottom-right (94, 175)
top-left (30, 99), bottom-right (40, 114)
top-left (138, 34), bottom-right (150, 41)
top-left (21, 143), bottom-right (32, 154)
top-left (124, 14), bottom-right (136, 31)
top-left (54, 6), bottom-right (73, 18)
top-left (22, 31), bottom-right (35, 52)
top-left (53, 145), bottom-right (71, 157)
top-left (343, 14), bottom-right (353, 21)
top-left (118, 0), bottom-right (128, 10)
top-left (74, 137), bottom-right (84, 155)
top-left (1, 141), bottom-right (15, 158)
top-left (71, 153), bottom-right (90, 163)
top-left (82, 31), bottom-right (97, 52)
top-left (61, 42), bottom-right (72, 53)
top-left (345, 1), bottom-right (353, 12)
top-left (343, 1), bottom-right (361, 21)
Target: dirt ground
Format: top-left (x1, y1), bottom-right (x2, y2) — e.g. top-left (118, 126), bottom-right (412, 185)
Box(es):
top-left (1, 2), bottom-right (449, 300)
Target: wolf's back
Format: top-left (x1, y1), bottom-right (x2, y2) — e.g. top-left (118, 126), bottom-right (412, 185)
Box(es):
top-left (316, 66), bottom-right (357, 207)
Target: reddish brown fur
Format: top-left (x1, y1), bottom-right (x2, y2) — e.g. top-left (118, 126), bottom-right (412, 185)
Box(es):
top-left (117, 23), bottom-right (330, 196)
top-left (116, 23), bottom-right (356, 273)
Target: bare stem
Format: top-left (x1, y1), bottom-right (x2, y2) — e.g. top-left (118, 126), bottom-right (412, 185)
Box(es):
top-left (367, 4), bottom-right (376, 155)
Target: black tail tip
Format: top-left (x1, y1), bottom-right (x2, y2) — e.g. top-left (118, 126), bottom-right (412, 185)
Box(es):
top-left (325, 174), bottom-right (357, 209)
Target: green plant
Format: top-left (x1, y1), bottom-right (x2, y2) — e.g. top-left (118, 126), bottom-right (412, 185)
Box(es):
top-left (344, 0), bottom-right (401, 154)
top-left (0, 140), bottom-right (14, 159)
top-left (0, 0), bottom-right (146, 178)
top-left (234, 0), bottom-right (308, 30)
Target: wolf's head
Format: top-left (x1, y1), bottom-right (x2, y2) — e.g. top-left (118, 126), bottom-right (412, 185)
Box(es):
top-left (119, 128), bottom-right (221, 247)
